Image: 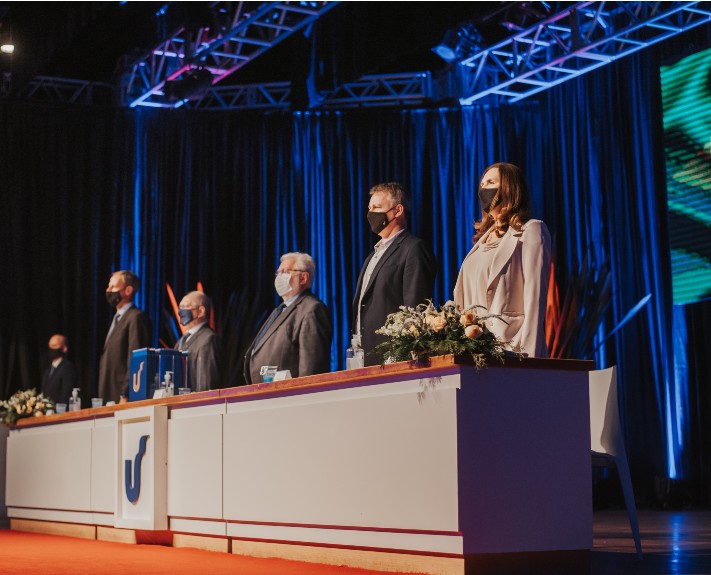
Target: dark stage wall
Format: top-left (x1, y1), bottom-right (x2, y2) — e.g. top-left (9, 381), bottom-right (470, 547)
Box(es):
top-left (2, 38), bottom-right (710, 507)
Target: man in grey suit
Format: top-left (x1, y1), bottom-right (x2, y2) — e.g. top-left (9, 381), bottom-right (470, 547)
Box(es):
top-left (98, 270), bottom-right (152, 403)
top-left (353, 182), bottom-right (437, 365)
top-left (244, 252), bottom-right (332, 384)
top-left (175, 290), bottom-right (225, 391)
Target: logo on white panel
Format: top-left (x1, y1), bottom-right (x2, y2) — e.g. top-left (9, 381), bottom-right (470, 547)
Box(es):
top-left (125, 434), bottom-right (149, 504)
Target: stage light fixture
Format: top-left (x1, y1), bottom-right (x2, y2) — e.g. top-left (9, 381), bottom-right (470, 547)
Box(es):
top-left (432, 24), bottom-right (483, 63)
top-left (163, 68), bottom-right (214, 102)
top-left (432, 30), bottom-right (460, 63)
top-left (0, 23), bottom-right (13, 54)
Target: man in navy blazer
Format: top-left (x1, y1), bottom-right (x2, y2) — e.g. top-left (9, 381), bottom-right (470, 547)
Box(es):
top-left (353, 182), bottom-right (437, 365)
top-left (244, 252), bottom-right (332, 384)
top-left (41, 334), bottom-right (79, 404)
top-left (98, 270), bottom-right (152, 403)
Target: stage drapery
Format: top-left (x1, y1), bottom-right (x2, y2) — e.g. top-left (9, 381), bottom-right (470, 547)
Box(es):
top-left (1, 50), bottom-right (709, 504)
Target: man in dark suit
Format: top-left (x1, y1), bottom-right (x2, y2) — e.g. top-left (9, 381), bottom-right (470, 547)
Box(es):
top-left (98, 270), bottom-right (152, 404)
top-left (41, 334), bottom-right (79, 404)
top-left (353, 182), bottom-right (437, 365)
top-left (244, 252), bottom-right (332, 384)
top-left (175, 290), bottom-right (225, 391)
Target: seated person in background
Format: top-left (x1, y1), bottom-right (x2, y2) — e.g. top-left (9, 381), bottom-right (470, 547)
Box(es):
top-left (41, 334), bottom-right (79, 404)
top-left (174, 290), bottom-right (225, 391)
top-left (453, 162), bottom-right (551, 357)
top-left (244, 252), bottom-right (332, 384)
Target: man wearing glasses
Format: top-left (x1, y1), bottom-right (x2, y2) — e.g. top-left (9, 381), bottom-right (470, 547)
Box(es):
top-left (243, 252), bottom-right (332, 384)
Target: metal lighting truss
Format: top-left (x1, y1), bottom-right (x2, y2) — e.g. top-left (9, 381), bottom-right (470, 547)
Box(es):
top-left (122, 1), bottom-right (338, 108)
top-left (459, 1), bottom-right (711, 104)
top-left (185, 81), bottom-right (292, 110)
top-left (13, 76), bottom-right (113, 105)
top-left (178, 72), bottom-right (434, 110)
top-left (319, 72), bottom-right (433, 108)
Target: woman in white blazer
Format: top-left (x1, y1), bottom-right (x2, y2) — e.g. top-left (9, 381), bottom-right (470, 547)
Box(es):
top-left (453, 162), bottom-right (551, 357)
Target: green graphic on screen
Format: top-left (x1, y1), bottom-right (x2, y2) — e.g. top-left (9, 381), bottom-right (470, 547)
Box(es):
top-left (661, 46), bottom-right (711, 305)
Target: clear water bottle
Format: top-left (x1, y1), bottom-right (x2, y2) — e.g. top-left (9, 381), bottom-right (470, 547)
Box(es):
top-left (346, 335), bottom-right (364, 369)
top-left (69, 388), bottom-right (81, 411)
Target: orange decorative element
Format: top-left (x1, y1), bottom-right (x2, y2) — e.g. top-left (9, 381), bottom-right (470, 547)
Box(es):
top-left (545, 260), bottom-right (560, 357)
top-left (166, 283), bottom-right (185, 335)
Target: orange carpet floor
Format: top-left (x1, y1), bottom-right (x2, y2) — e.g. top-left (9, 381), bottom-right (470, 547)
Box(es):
top-left (0, 530), bottom-right (418, 575)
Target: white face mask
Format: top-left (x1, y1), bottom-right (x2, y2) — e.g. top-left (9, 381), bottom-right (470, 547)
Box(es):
top-left (274, 272), bottom-right (293, 297)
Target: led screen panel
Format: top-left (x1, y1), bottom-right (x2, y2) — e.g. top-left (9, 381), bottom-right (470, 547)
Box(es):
top-left (661, 46), bottom-right (711, 305)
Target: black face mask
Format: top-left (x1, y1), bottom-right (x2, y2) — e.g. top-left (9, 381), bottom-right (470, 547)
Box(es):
top-left (367, 206), bottom-right (397, 234)
top-left (478, 187), bottom-right (500, 213)
top-left (105, 291), bottom-right (122, 308)
top-left (48, 348), bottom-right (64, 360)
top-left (178, 308), bottom-right (195, 327)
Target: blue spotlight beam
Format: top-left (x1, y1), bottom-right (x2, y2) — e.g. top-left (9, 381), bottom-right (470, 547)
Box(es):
top-left (459, 1), bottom-right (711, 104)
top-left (122, 1), bottom-right (339, 109)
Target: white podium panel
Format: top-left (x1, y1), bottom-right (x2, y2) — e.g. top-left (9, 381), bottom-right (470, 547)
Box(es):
top-left (91, 417), bottom-right (115, 517)
top-left (457, 367), bottom-right (592, 553)
top-left (114, 405), bottom-right (168, 530)
top-left (168, 403), bottom-right (224, 521)
top-left (223, 375), bottom-right (461, 532)
top-left (6, 421), bottom-right (93, 512)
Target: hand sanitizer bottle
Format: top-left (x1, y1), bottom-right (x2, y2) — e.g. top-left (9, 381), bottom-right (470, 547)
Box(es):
top-left (346, 335), bottom-right (364, 369)
top-left (69, 388), bottom-right (81, 411)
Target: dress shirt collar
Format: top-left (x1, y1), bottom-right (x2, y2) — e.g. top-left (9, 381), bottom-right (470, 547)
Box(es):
top-left (184, 321), bottom-right (207, 338)
top-left (116, 302), bottom-right (134, 319)
top-left (282, 291), bottom-right (304, 307)
top-left (374, 227), bottom-right (406, 251)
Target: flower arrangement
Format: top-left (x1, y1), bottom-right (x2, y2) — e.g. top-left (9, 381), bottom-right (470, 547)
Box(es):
top-left (0, 388), bottom-right (55, 426)
top-left (372, 300), bottom-right (512, 367)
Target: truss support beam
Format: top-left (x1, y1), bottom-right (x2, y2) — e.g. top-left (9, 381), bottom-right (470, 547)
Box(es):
top-left (121, 1), bottom-right (338, 109)
top-left (459, 1), bottom-right (711, 104)
top-left (8, 76), bottom-right (113, 105)
top-left (183, 82), bottom-right (292, 110)
top-left (319, 73), bottom-right (434, 108)
top-left (178, 72), bottom-right (436, 110)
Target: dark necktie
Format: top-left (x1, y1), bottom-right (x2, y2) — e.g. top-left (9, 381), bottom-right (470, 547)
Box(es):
top-left (251, 303), bottom-right (286, 353)
top-left (105, 313), bottom-right (121, 343)
top-left (179, 332), bottom-right (192, 351)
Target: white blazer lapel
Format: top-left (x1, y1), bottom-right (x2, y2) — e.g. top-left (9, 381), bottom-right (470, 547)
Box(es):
top-left (486, 227), bottom-right (520, 290)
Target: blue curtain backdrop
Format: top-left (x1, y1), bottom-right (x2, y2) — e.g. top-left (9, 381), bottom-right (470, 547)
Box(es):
top-left (1, 48), bottom-right (708, 504)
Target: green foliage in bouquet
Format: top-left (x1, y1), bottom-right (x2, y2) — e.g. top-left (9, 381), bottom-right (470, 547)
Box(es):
top-left (1, 388), bottom-right (54, 426)
top-left (371, 300), bottom-right (511, 367)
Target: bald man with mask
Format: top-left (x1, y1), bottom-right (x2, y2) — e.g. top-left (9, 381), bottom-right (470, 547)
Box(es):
top-left (41, 334), bottom-right (79, 404)
top-left (174, 290), bottom-right (225, 391)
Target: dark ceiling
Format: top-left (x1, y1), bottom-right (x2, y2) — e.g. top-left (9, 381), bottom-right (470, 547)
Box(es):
top-left (0, 1), bottom-right (530, 94)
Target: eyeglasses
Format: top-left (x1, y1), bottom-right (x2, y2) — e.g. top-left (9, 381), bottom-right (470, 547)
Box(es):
top-left (275, 269), bottom-right (307, 277)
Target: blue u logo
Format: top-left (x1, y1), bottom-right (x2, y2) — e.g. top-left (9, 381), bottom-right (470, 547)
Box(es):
top-left (124, 435), bottom-right (149, 504)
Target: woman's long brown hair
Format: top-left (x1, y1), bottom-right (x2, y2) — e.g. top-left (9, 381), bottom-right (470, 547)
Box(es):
top-left (472, 162), bottom-right (531, 244)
